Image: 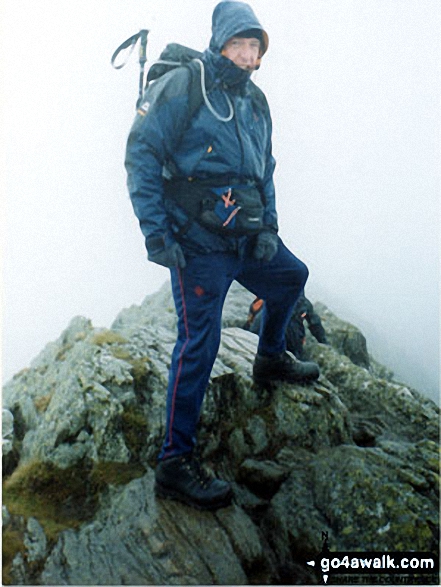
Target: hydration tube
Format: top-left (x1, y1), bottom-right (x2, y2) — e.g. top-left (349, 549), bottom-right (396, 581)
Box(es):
top-left (194, 59), bottom-right (234, 123)
top-left (149, 57), bottom-right (234, 122)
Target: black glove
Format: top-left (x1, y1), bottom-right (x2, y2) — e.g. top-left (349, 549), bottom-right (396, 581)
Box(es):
top-left (146, 235), bottom-right (186, 269)
top-left (253, 230), bottom-right (279, 262)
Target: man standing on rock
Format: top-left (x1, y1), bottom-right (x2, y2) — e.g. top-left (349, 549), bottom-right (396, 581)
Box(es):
top-left (125, 0), bottom-right (320, 510)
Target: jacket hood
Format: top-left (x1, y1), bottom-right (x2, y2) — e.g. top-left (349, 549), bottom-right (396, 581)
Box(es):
top-left (209, 1), bottom-right (269, 56)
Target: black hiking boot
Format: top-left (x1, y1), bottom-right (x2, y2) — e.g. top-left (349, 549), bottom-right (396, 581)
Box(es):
top-left (253, 351), bottom-right (320, 386)
top-left (155, 453), bottom-right (233, 510)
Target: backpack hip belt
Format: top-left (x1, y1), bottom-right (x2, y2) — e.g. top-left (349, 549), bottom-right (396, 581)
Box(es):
top-left (164, 177), bottom-right (265, 236)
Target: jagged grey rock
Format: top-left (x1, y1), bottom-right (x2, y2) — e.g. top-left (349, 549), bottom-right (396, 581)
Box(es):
top-left (10, 554), bottom-right (29, 586)
top-left (2, 505), bottom-right (11, 527)
top-left (263, 442), bottom-right (439, 577)
top-left (313, 302), bottom-right (371, 369)
top-left (2, 408), bottom-right (19, 476)
top-left (24, 517), bottom-right (48, 563)
top-left (3, 280), bottom-right (439, 586)
top-left (41, 469), bottom-right (274, 586)
top-left (2, 408), bottom-right (14, 456)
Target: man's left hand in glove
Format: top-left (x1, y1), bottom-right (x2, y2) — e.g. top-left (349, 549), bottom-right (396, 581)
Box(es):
top-left (253, 230), bottom-right (279, 263)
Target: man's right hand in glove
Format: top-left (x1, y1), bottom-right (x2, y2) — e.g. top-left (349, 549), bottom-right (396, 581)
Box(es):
top-left (146, 234), bottom-right (186, 269)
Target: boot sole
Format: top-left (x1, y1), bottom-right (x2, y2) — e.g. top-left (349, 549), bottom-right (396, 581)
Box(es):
top-left (154, 481), bottom-right (233, 511)
top-left (253, 372), bottom-right (319, 387)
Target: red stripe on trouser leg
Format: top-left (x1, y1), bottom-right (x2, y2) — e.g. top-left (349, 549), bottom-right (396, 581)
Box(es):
top-left (167, 267), bottom-right (190, 453)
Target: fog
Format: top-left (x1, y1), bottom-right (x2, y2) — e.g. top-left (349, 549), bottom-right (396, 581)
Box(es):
top-left (1, 0), bottom-right (439, 403)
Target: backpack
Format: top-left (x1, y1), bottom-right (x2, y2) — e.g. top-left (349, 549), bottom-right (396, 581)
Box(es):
top-left (111, 34), bottom-right (268, 128)
top-left (145, 43), bottom-right (210, 128)
top-left (112, 34), bottom-right (209, 122)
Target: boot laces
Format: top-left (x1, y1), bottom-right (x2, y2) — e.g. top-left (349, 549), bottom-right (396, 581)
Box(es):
top-left (181, 454), bottom-right (212, 489)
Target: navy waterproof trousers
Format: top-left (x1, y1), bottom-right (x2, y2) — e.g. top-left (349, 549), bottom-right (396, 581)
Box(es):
top-left (159, 237), bottom-right (309, 459)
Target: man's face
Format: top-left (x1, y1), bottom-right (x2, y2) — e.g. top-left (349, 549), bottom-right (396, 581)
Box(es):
top-left (222, 37), bottom-right (261, 71)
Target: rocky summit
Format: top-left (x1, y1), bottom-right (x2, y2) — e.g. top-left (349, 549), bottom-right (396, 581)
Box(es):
top-left (2, 281), bottom-right (440, 585)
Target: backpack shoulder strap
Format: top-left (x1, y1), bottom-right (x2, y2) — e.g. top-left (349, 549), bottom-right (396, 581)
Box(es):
top-left (162, 61), bottom-right (204, 179)
top-left (185, 59), bottom-right (205, 125)
top-left (164, 60), bottom-right (204, 158)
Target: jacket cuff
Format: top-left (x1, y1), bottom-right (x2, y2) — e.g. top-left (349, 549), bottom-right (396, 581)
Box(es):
top-left (145, 231), bottom-right (175, 255)
top-left (146, 235), bottom-right (165, 255)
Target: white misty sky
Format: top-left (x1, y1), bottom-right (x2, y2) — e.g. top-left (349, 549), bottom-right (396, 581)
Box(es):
top-left (1, 0), bottom-right (439, 402)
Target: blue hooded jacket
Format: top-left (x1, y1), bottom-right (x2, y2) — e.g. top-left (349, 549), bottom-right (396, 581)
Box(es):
top-left (125, 1), bottom-right (277, 257)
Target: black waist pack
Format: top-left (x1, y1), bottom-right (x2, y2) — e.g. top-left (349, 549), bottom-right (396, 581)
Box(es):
top-left (164, 180), bottom-right (265, 236)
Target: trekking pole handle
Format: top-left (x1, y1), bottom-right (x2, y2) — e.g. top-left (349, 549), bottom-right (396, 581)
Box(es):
top-left (139, 29), bottom-right (149, 65)
top-left (111, 29), bottom-right (150, 109)
top-left (136, 30), bottom-right (149, 108)
top-left (110, 29), bottom-right (149, 70)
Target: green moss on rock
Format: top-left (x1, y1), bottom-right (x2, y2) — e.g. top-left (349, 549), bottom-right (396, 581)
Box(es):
top-left (2, 526), bottom-right (26, 585)
top-left (3, 457), bottom-right (147, 576)
top-left (128, 357), bottom-right (152, 390)
top-left (90, 462), bottom-right (146, 489)
top-left (90, 330), bottom-right (128, 346)
top-left (121, 407), bottom-right (149, 459)
top-left (34, 394), bottom-right (53, 413)
top-left (3, 461), bottom-right (97, 541)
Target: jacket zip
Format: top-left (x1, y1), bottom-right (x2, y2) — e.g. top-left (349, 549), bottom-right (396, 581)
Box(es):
top-left (190, 143), bottom-right (214, 176)
top-left (232, 96), bottom-right (245, 176)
